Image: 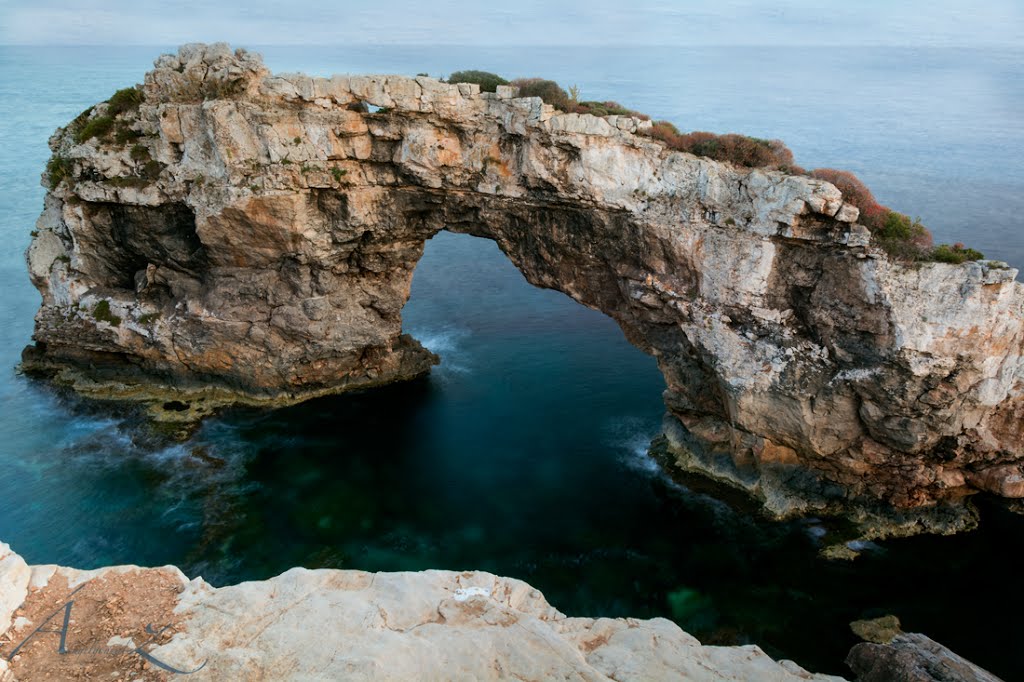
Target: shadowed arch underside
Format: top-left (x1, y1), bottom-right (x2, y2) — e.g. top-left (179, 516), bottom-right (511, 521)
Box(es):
top-left (23, 43), bottom-right (1024, 534)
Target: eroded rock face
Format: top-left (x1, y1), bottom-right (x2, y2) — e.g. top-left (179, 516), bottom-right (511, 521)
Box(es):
top-left (0, 542), bottom-right (843, 681)
top-left (23, 43), bottom-right (1024, 530)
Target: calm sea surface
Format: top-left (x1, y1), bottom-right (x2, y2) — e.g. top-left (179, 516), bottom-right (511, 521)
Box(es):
top-left (1, 45), bottom-right (1022, 676)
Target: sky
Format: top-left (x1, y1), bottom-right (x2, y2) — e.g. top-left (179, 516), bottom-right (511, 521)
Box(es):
top-left (1, 0), bottom-right (1022, 47)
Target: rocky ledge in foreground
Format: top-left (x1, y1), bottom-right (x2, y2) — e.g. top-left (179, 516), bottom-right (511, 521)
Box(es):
top-left (23, 43), bottom-right (1024, 534)
top-left (0, 542), bottom-right (845, 681)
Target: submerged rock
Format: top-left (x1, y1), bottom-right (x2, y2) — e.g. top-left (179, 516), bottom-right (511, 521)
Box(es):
top-left (22, 43), bottom-right (1024, 532)
top-left (0, 542), bottom-right (843, 681)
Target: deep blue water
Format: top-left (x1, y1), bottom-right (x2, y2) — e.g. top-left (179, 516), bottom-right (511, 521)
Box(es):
top-left (1, 45), bottom-right (1023, 677)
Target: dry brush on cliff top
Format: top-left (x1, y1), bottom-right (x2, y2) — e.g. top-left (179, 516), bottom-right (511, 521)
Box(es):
top-left (444, 69), bottom-right (981, 263)
top-left (53, 62), bottom-right (983, 264)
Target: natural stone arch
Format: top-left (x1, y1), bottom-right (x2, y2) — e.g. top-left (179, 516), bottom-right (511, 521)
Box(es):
top-left (24, 43), bottom-right (1024, 533)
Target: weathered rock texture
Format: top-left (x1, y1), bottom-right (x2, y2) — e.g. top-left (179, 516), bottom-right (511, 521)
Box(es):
top-left (846, 636), bottom-right (1004, 682)
top-left (23, 43), bottom-right (1024, 530)
top-left (0, 542), bottom-right (844, 681)
top-left (846, 617), bottom-right (1003, 682)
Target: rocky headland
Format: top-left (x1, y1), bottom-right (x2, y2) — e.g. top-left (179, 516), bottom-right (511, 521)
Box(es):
top-left (22, 43), bottom-right (1024, 535)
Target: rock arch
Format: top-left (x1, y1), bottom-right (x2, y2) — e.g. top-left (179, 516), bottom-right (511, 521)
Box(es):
top-left (24, 44), bottom-right (1024, 531)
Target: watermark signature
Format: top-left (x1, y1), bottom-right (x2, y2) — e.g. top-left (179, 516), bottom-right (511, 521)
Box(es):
top-left (2, 583), bottom-right (207, 675)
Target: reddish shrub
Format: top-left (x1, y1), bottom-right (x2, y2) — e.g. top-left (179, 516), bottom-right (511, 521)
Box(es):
top-left (858, 202), bottom-right (890, 232)
top-left (675, 130), bottom-right (718, 153)
top-left (809, 169), bottom-right (880, 217)
top-left (645, 120), bottom-right (682, 145)
top-left (704, 134), bottom-right (794, 168)
top-left (510, 78), bottom-right (571, 110)
top-left (446, 71), bottom-right (978, 263)
top-left (810, 168), bottom-right (941, 259)
top-left (811, 168), bottom-right (897, 233)
top-left (641, 125), bottom-right (794, 169)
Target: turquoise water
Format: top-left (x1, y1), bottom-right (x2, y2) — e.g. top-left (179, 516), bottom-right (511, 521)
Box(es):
top-left (1, 45), bottom-right (1023, 677)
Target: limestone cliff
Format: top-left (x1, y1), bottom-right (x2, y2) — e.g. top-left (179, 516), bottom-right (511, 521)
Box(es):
top-left (0, 542), bottom-right (844, 681)
top-left (23, 43), bottom-right (1024, 533)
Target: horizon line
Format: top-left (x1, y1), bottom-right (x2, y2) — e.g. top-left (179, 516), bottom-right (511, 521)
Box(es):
top-left (2, 42), bottom-right (1022, 49)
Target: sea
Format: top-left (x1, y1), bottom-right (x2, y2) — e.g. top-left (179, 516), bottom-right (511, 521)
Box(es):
top-left (0, 44), bottom-right (1022, 677)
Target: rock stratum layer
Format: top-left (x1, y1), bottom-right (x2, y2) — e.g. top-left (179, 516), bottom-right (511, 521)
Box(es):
top-left (0, 542), bottom-right (845, 681)
top-left (23, 43), bottom-right (1024, 531)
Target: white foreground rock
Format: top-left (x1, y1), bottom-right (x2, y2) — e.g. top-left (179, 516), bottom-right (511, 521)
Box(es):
top-left (0, 542), bottom-right (844, 681)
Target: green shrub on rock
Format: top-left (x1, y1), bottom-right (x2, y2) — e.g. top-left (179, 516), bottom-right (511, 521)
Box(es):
top-left (74, 115), bottom-right (115, 143)
top-left (931, 243), bottom-right (985, 264)
top-left (106, 87), bottom-right (143, 116)
top-left (93, 300), bottom-right (121, 326)
top-left (141, 159), bottom-right (164, 180)
top-left (873, 211), bottom-right (933, 260)
top-left (73, 87), bottom-right (144, 144)
top-left (448, 70), bottom-right (509, 93)
top-left (46, 156), bottom-right (72, 188)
